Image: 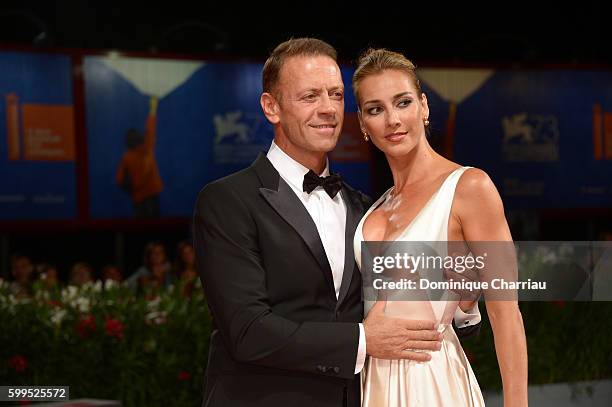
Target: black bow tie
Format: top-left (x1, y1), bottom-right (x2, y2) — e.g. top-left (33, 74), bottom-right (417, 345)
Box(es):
top-left (302, 170), bottom-right (342, 199)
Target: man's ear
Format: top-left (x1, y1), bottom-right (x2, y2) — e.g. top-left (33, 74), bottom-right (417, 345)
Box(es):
top-left (260, 92), bottom-right (280, 124)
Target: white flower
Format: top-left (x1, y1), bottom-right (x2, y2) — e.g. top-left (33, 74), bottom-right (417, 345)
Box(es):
top-left (93, 281), bottom-right (102, 292)
top-left (145, 311), bottom-right (167, 325)
top-left (50, 308), bottom-right (67, 325)
top-left (542, 251), bottom-right (557, 264)
top-left (73, 297), bottom-right (91, 313)
top-left (535, 245), bottom-right (558, 264)
top-left (104, 279), bottom-right (117, 290)
top-left (62, 285), bottom-right (79, 301)
top-left (35, 289), bottom-right (50, 301)
top-left (147, 296), bottom-right (161, 311)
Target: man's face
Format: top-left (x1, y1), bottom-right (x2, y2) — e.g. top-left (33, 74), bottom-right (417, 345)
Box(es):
top-left (273, 55), bottom-right (345, 155)
top-left (12, 257), bottom-right (33, 283)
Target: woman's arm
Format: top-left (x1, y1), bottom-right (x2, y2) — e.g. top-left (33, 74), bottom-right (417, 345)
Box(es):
top-left (455, 168), bottom-right (528, 407)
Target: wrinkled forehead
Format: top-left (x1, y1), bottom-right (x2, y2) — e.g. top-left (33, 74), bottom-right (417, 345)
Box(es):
top-left (278, 55), bottom-right (344, 94)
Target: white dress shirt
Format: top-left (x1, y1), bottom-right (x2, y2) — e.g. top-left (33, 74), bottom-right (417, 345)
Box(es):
top-left (267, 141), bottom-right (367, 374)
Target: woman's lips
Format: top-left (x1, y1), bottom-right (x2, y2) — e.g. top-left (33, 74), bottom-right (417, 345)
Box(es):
top-left (385, 131), bottom-right (407, 142)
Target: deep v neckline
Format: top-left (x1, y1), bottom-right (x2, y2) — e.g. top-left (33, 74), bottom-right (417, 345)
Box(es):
top-left (361, 167), bottom-right (462, 242)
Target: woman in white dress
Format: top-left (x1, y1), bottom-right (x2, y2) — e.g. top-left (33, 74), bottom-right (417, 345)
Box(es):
top-left (352, 49), bottom-right (528, 406)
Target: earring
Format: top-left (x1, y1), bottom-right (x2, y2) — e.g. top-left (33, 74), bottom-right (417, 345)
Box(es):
top-left (363, 132), bottom-right (369, 142)
top-left (424, 118), bottom-right (430, 127)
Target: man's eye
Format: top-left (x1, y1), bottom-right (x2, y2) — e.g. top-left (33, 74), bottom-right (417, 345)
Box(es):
top-left (303, 94), bottom-right (317, 101)
top-left (331, 91), bottom-right (344, 100)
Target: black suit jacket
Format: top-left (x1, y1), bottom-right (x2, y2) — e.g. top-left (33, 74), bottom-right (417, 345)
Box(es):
top-left (193, 153), bottom-right (370, 406)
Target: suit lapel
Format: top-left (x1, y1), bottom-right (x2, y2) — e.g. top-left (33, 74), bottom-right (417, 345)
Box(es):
top-left (253, 154), bottom-right (336, 296)
top-left (335, 184), bottom-right (362, 309)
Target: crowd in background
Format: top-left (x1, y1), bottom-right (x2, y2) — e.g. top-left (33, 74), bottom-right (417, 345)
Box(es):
top-left (4, 239), bottom-right (198, 298)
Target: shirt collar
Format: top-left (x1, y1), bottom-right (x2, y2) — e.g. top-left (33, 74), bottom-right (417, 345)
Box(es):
top-left (267, 140), bottom-right (330, 191)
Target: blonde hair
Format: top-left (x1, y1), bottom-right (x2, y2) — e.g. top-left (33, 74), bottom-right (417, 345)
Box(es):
top-left (352, 48), bottom-right (422, 106)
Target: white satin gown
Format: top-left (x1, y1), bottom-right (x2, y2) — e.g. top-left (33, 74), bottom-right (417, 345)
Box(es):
top-left (354, 167), bottom-right (485, 407)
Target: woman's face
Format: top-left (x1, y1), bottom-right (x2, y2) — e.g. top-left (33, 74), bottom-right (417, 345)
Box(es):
top-left (180, 245), bottom-right (195, 266)
top-left (357, 69), bottom-right (429, 158)
top-left (45, 267), bottom-right (58, 283)
top-left (72, 267), bottom-right (93, 286)
top-left (150, 245), bottom-right (166, 265)
top-left (103, 267), bottom-right (122, 282)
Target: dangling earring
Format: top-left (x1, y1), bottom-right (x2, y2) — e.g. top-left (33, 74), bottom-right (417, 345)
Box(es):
top-left (424, 118), bottom-right (430, 127)
top-left (363, 132), bottom-right (369, 142)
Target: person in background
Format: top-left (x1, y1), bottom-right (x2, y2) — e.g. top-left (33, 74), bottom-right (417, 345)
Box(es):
top-left (70, 262), bottom-right (94, 286)
top-left (175, 240), bottom-right (197, 283)
top-left (116, 96), bottom-right (163, 217)
top-left (35, 263), bottom-right (59, 290)
top-left (9, 253), bottom-right (34, 298)
top-left (126, 241), bottom-right (172, 292)
top-left (101, 264), bottom-right (123, 283)
top-left (175, 240), bottom-right (198, 297)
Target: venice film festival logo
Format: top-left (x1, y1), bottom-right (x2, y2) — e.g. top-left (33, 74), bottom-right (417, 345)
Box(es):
top-left (501, 112), bottom-right (560, 162)
top-left (213, 110), bottom-right (271, 164)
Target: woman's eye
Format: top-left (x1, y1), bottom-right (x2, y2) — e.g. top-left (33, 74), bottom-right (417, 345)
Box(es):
top-left (367, 106), bottom-right (382, 115)
top-left (398, 99), bottom-right (412, 108)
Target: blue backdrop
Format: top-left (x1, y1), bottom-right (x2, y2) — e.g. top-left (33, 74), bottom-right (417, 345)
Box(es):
top-left (0, 51), bottom-right (75, 220)
top-left (84, 58), bottom-right (369, 218)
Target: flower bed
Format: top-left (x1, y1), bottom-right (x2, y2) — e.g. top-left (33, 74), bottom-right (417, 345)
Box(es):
top-left (0, 279), bottom-right (210, 406)
top-left (1, 278), bottom-right (611, 405)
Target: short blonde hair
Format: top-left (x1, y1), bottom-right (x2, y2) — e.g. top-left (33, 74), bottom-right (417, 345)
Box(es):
top-left (262, 37), bottom-right (337, 97)
top-left (352, 48), bottom-right (422, 106)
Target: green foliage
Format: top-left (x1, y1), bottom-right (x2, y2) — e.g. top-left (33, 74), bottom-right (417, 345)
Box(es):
top-left (0, 279), bottom-right (211, 407)
top-left (1, 277), bottom-right (610, 404)
top-left (463, 301), bottom-right (612, 391)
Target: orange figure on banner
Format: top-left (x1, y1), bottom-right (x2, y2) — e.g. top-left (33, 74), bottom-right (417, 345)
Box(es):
top-left (116, 97), bottom-right (163, 217)
top-left (5, 92), bottom-right (75, 162)
top-left (5, 93), bottom-right (20, 160)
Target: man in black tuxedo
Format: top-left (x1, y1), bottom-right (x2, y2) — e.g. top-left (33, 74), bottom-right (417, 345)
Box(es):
top-left (193, 38), bottom-right (480, 406)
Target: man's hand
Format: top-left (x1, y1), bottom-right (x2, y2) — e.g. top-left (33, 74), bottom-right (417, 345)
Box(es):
top-left (443, 264), bottom-right (482, 311)
top-left (364, 300), bottom-right (442, 362)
